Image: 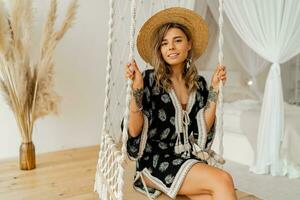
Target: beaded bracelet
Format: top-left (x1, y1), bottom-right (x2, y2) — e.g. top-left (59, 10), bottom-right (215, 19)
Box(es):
top-left (130, 106), bottom-right (143, 113)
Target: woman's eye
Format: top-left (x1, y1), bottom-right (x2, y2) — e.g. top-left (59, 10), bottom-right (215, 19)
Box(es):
top-left (175, 39), bottom-right (182, 43)
top-left (161, 42), bottom-right (167, 46)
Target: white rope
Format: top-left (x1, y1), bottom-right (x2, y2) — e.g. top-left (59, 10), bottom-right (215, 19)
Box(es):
top-left (94, 0), bottom-right (121, 199)
top-left (216, 0), bottom-right (225, 163)
top-left (95, 0), bottom-right (138, 199)
top-left (102, 0), bottom-right (115, 133)
top-left (122, 0), bottom-right (137, 162)
top-left (118, 0), bottom-right (138, 200)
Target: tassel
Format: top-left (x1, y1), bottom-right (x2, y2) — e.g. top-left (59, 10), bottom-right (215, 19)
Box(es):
top-left (175, 132), bottom-right (185, 154)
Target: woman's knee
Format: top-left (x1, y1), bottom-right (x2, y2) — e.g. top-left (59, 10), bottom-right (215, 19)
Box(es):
top-left (214, 170), bottom-right (235, 192)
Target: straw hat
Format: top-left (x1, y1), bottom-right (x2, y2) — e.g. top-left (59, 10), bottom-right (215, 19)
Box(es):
top-left (137, 7), bottom-right (208, 66)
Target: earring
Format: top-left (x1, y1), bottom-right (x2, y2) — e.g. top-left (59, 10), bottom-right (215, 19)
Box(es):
top-left (186, 58), bottom-right (192, 69)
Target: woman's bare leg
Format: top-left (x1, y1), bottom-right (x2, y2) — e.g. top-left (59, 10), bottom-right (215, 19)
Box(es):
top-left (142, 176), bottom-right (212, 200)
top-left (178, 163), bottom-right (237, 200)
top-left (186, 194), bottom-right (213, 200)
top-left (142, 162), bottom-right (236, 200)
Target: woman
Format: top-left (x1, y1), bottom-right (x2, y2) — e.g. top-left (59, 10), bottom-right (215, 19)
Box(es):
top-left (123, 7), bottom-right (237, 200)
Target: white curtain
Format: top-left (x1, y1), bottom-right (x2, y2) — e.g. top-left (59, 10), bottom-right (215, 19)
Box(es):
top-left (195, 0), bottom-right (220, 71)
top-left (224, 0), bottom-right (300, 176)
top-left (206, 0), bottom-right (270, 100)
top-left (281, 54), bottom-right (300, 103)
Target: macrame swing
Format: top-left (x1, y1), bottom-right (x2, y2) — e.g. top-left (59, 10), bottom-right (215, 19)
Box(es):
top-left (94, 0), bottom-right (225, 199)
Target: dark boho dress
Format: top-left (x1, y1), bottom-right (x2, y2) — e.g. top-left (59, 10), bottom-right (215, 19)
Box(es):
top-left (123, 69), bottom-right (215, 199)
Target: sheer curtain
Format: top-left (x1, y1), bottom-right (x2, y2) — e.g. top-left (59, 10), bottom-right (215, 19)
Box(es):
top-left (206, 0), bottom-right (270, 100)
top-left (281, 54), bottom-right (300, 104)
top-left (224, 0), bottom-right (300, 177)
top-left (195, 0), bottom-right (220, 71)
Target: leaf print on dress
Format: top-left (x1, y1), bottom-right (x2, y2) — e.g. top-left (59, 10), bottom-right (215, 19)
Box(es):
top-left (159, 162), bottom-right (169, 172)
top-left (144, 87), bottom-right (151, 102)
top-left (129, 146), bottom-right (138, 154)
top-left (149, 128), bottom-right (157, 138)
top-left (164, 154), bottom-right (170, 158)
top-left (170, 117), bottom-right (175, 126)
top-left (171, 132), bottom-right (177, 140)
top-left (158, 142), bottom-right (168, 150)
top-left (160, 128), bottom-right (170, 140)
top-left (149, 72), bottom-right (154, 86)
top-left (147, 167), bottom-right (153, 174)
top-left (152, 86), bottom-right (160, 96)
top-left (134, 137), bottom-right (141, 145)
top-left (165, 174), bottom-right (175, 185)
top-left (199, 95), bottom-right (205, 108)
top-left (161, 94), bottom-right (171, 104)
top-left (153, 155), bottom-right (159, 168)
top-left (145, 143), bottom-right (152, 153)
top-left (172, 158), bottom-right (183, 165)
top-left (158, 109), bottom-right (167, 121)
top-left (198, 79), bottom-right (204, 90)
top-left (152, 101), bottom-right (156, 110)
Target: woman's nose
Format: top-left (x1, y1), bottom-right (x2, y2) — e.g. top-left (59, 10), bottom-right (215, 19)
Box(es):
top-left (168, 42), bottom-right (175, 50)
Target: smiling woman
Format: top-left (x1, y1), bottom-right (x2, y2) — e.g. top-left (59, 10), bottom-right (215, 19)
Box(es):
top-left (123, 7), bottom-right (234, 200)
top-left (152, 23), bottom-right (197, 93)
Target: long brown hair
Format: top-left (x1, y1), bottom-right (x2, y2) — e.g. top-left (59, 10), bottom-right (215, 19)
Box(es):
top-left (151, 23), bottom-right (199, 92)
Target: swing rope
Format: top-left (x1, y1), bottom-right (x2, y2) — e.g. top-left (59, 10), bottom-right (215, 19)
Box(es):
top-left (94, 0), bottom-right (138, 200)
top-left (216, 0), bottom-right (225, 163)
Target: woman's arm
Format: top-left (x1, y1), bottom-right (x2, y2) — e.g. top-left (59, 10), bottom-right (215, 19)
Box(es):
top-left (204, 64), bottom-right (227, 132)
top-left (128, 87), bottom-right (144, 137)
top-left (125, 60), bottom-right (145, 138)
top-left (204, 87), bottom-right (218, 132)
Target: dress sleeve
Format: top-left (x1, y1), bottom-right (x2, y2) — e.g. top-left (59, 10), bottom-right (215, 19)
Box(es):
top-left (195, 76), bottom-right (216, 151)
top-left (121, 70), bottom-right (153, 160)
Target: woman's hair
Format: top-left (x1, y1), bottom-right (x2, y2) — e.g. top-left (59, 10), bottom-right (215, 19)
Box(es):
top-left (151, 23), bottom-right (199, 92)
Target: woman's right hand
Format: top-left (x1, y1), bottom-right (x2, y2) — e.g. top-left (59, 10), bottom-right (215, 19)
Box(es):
top-left (125, 59), bottom-right (144, 89)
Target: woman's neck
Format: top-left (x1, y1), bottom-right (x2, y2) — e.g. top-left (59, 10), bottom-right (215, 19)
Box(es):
top-left (171, 63), bottom-right (184, 81)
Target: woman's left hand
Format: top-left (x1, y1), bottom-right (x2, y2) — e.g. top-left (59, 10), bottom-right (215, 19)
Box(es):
top-left (211, 64), bottom-right (227, 92)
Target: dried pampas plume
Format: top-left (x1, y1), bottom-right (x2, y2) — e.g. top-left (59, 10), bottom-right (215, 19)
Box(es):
top-left (0, 0), bottom-right (78, 143)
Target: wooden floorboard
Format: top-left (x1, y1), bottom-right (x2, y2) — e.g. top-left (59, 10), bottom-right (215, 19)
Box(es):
top-left (0, 145), bottom-right (261, 200)
top-left (0, 146), bottom-right (99, 200)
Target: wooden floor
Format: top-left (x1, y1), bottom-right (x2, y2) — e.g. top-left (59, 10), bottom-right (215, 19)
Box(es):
top-left (0, 146), bottom-right (99, 200)
top-left (0, 146), bottom-right (261, 200)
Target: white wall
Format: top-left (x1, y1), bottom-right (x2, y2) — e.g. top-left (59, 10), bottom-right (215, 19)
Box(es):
top-left (0, 0), bottom-right (109, 159)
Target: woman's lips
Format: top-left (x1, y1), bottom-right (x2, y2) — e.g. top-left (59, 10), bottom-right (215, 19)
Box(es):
top-left (168, 53), bottom-right (179, 59)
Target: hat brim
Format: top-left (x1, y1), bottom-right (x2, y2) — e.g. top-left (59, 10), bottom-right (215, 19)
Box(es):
top-left (137, 7), bottom-right (208, 66)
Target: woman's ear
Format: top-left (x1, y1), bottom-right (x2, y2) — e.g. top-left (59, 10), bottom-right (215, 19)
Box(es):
top-left (188, 40), bottom-right (192, 51)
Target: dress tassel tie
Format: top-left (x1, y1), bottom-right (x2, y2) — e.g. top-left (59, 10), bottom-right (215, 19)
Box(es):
top-left (174, 110), bottom-right (191, 158)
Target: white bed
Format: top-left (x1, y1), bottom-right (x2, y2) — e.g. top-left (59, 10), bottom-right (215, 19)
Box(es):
top-left (222, 99), bottom-right (300, 178)
top-left (200, 70), bottom-right (300, 178)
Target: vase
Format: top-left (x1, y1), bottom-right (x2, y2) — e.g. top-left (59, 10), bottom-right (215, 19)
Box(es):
top-left (19, 142), bottom-right (36, 170)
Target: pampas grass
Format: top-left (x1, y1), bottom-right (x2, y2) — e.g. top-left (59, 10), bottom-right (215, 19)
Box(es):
top-left (0, 0), bottom-right (78, 143)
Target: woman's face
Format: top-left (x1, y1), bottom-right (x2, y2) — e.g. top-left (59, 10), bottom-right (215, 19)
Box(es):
top-left (160, 27), bottom-right (192, 67)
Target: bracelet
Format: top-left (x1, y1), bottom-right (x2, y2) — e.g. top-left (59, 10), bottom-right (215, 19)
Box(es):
top-left (130, 106), bottom-right (143, 113)
top-left (208, 86), bottom-right (218, 103)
